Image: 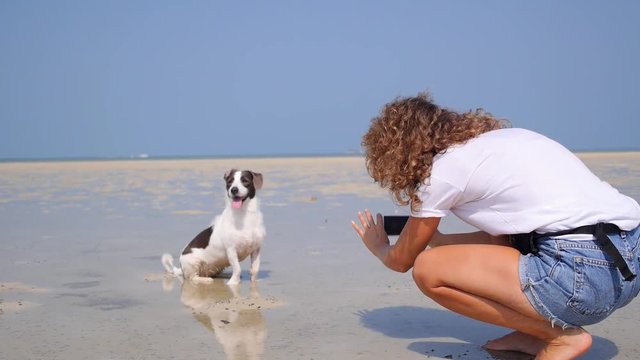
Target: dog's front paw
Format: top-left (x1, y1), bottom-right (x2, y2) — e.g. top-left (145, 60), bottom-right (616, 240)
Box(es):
top-left (192, 276), bottom-right (214, 285)
top-left (226, 277), bottom-right (241, 286)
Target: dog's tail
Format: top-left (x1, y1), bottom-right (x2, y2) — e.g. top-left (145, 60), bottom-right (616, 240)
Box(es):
top-left (161, 253), bottom-right (183, 277)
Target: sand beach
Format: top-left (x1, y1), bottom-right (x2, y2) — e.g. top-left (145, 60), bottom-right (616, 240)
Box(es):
top-left (1, 153), bottom-right (639, 360)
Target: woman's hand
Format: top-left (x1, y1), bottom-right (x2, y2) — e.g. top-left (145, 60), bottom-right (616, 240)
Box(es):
top-left (353, 212), bottom-right (440, 272)
top-left (351, 209), bottom-right (390, 261)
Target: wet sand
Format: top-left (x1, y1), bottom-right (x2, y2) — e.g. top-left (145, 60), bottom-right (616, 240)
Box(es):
top-left (1, 154), bottom-right (639, 360)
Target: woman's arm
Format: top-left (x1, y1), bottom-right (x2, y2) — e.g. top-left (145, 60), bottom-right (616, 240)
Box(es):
top-left (352, 210), bottom-right (440, 273)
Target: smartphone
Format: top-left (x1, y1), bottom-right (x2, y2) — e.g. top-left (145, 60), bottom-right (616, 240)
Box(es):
top-left (383, 215), bottom-right (409, 236)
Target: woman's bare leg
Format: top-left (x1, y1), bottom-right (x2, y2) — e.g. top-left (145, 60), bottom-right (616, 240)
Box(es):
top-left (428, 233), bottom-right (546, 352)
top-left (412, 244), bottom-right (592, 359)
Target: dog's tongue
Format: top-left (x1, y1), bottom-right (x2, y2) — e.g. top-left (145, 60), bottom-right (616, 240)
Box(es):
top-left (232, 199), bottom-right (243, 209)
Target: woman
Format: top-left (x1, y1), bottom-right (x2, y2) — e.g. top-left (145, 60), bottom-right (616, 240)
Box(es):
top-left (351, 92), bottom-right (640, 359)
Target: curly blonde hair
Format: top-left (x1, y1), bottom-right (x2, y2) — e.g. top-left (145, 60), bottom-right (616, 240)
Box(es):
top-left (362, 92), bottom-right (509, 212)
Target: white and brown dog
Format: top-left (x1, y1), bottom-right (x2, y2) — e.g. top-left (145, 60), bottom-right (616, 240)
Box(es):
top-left (162, 169), bottom-right (266, 285)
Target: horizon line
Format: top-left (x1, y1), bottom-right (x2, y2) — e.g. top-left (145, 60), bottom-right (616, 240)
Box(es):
top-left (2, 147), bottom-right (640, 164)
top-left (0, 151), bottom-right (365, 163)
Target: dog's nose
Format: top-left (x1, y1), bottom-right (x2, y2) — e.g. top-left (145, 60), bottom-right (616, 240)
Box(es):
top-left (230, 187), bottom-right (238, 195)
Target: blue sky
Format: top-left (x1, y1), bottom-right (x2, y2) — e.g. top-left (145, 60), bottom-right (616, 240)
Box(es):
top-left (1, 1), bottom-right (639, 159)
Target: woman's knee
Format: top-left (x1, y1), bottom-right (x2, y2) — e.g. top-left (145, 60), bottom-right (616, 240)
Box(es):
top-left (412, 249), bottom-right (441, 294)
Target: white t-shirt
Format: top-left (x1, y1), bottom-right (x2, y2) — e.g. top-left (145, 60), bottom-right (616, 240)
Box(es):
top-left (411, 128), bottom-right (640, 236)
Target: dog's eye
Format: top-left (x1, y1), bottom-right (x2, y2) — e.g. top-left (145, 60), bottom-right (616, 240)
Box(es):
top-left (241, 177), bottom-right (250, 186)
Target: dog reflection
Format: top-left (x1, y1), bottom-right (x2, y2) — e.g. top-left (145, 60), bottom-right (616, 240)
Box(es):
top-left (178, 281), bottom-right (266, 360)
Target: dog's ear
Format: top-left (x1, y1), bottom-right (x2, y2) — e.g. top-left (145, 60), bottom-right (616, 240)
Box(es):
top-left (224, 169), bottom-right (237, 180)
top-left (251, 172), bottom-right (263, 190)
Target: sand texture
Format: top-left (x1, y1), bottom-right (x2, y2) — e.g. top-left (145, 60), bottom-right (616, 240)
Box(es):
top-left (1, 154), bottom-right (639, 360)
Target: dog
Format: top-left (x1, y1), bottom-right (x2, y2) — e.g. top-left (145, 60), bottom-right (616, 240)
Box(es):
top-left (162, 169), bottom-right (266, 285)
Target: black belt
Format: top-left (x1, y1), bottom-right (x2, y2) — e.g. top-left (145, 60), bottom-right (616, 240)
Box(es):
top-left (510, 223), bottom-right (636, 281)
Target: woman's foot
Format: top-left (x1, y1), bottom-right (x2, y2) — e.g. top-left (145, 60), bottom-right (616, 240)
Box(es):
top-left (536, 327), bottom-right (592, 360)
top-left (483, 331), bottom-right (546, 356)
top-left (484, 328), bottom-right (592, 360)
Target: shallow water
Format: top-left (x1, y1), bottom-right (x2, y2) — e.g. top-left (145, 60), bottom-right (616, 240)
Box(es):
top-left (1, 154), bottom-right (639, 360)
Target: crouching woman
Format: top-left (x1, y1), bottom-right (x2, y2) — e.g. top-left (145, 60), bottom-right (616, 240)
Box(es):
top-left (352, 92), bottom-right (640, 359)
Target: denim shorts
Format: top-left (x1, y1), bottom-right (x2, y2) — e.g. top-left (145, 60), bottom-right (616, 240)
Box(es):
top-left (519, 225), bottom-right (640, 329)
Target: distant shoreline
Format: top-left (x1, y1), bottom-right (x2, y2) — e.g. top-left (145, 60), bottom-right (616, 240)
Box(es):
top-left (0, 152), bottom-right (365, 164)
top-left (1, 149), bottom-right (639, 164)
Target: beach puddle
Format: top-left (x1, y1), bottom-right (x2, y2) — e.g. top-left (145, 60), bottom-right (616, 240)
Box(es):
top-left (162, 278), bottom-right (283, 360)
top-left (62, 280), bottom-right (102, 289)
top-left (76, 295), bottom-right (143, 311)
top-left (0, 282), bottom-right (48, 315)
top-left (0, 282), bottom-right (49, 293)
top-left (0, 299), bottom-right (41, 315)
